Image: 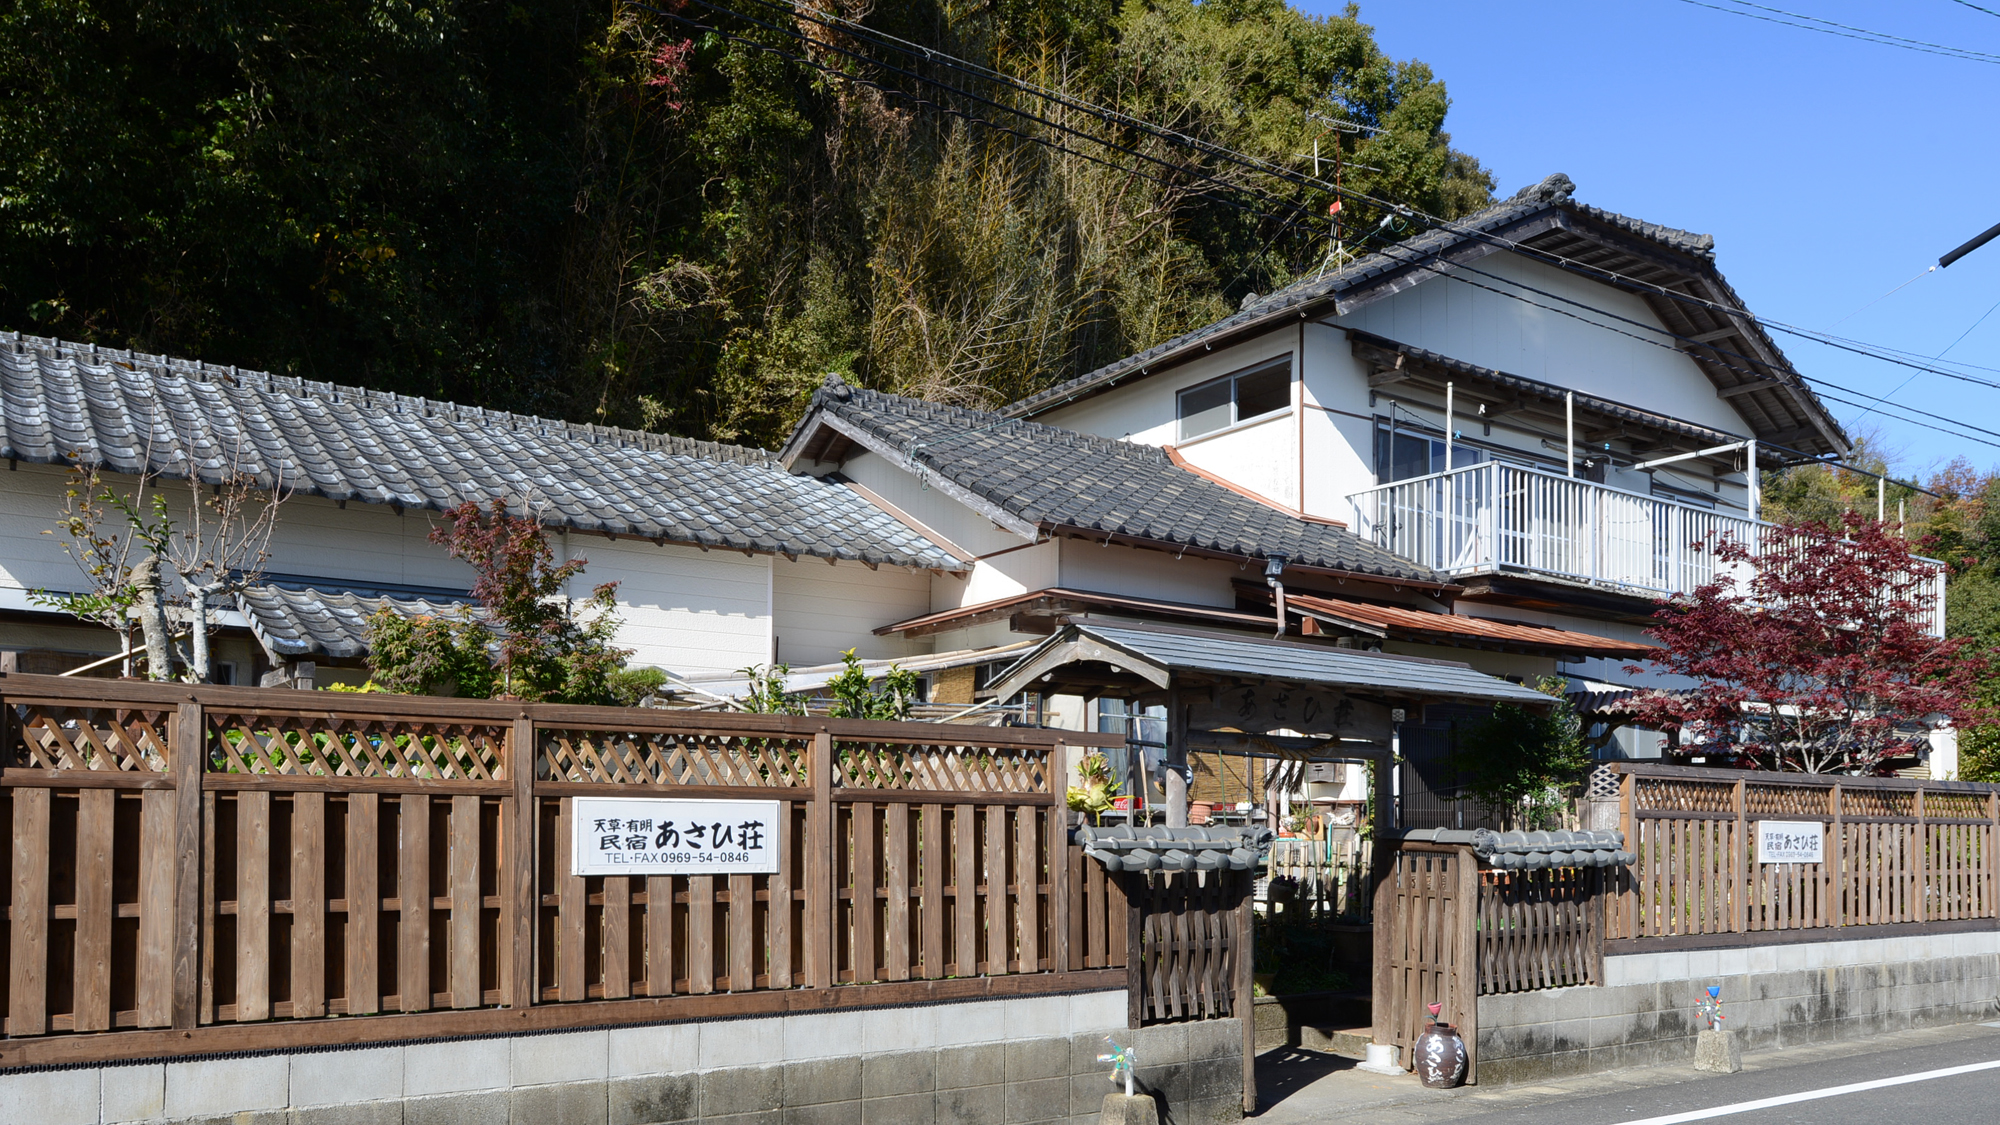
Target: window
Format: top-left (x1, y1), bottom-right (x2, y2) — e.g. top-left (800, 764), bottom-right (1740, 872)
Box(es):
top-left (1176, 357), bottom-right (1293, 441)
top-left (1373, 422), bottom-right (1483, 483)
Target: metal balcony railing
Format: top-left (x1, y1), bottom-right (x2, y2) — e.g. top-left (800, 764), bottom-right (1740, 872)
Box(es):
top-left (1347, 462), bottom-right (1947, 636)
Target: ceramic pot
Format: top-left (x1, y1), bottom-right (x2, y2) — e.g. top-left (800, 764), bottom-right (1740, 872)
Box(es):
top-left (1414, 1023), bottom-right (1468, 1088)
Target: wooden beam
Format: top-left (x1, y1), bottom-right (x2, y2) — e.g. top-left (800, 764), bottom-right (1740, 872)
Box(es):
top-left (1717, 380), bottom-right (1782, 399)
top-left (1685, 327), bottom-right (1739, 344)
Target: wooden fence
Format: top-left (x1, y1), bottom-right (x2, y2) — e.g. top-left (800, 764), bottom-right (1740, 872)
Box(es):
top-left (1372, 843), bottom-right (1479, 1082)
top-left (0, 674), bottom-right (1136, 1067)
top-left (1610, 763), bottom-right (2000, 942)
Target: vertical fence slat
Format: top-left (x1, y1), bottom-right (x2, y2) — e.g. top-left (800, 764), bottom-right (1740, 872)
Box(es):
top-left (768, 804), bottom-right (793, 990)
top-left (292, 792), bottom-right (327, 1019)
top-left (805, 730), bottom-right (832, 991)
top-left (345, 794), bottom-right (380, 1016)
top-left (728, 873), bottom-right (754, 992)
top-left (236, 792), bottom-right (272, 1022)
top-left (688, 875), bottom-right (715, 995)
top-left (603, 877), bottom-right (630, 997)
top-left (171, 701), bottom-right (204, 1031)
top-left (851, 802), bottom-right (877, 984)
top-left (399, 794), bottom-right (431, 1012)
top-left (920, 803), bottom-right (944, 979)
top-left (137, 788), bottom-right (175, 1028)
top-left (955, 803), bottom-right (976, 978)
top-left (505, 716), bottom-right (536, 1009)
top-left (9, 786), bottom-right (51, 1036)
top-left (450, 794), bottom-right (482, 1009)
top-left (884, 802), bottom-right (910, 982)
top-left (1015, 805), bottom-right (1039, 973)
top-left (73, 788), bottom-right (115, 1032)
top-left (645, 875), bottom-right (674, 997)
top-left (985, 805), bottom-right (1008, 974)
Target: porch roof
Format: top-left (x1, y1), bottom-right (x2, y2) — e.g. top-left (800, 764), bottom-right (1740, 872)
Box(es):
top-left (984, 620), bottom-right (1554, 707)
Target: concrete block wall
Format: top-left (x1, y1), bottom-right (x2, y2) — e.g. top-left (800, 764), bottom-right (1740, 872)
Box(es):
top-left (1477, 930), bottom-right (2000, 1083)
top-left (0, 991), bottom-right (1246, 1125)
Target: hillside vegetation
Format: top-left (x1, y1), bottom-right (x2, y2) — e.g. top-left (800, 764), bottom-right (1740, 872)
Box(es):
top-left (0, 1), bottom-right (1491, 447)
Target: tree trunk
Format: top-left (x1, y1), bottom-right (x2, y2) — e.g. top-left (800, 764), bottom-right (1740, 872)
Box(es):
top-left (130, 555), bottom-right (173, 681)
top-left (187, 584), bottom-right (215, 683)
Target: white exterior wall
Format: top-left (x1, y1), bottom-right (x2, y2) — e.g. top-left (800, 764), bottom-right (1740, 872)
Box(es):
top-left (1058, 540), bottom-right (1241, 608)
top-left (566, 536), bottom-right (773, 676)
top-left (1335, 251), bottom-right (1752, 435)
top-left (772, 557), bottom-right (932, 666)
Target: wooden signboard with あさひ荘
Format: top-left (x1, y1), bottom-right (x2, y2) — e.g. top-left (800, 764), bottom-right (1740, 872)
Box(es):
top-left (1755, 820), bottom-right (1825, 865)
top-left (570, 797), bottom-right (783, 875)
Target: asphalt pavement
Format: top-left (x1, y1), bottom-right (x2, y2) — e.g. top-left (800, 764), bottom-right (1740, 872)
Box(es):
top-left (1253, 1020), bottom-right (2000, 1125)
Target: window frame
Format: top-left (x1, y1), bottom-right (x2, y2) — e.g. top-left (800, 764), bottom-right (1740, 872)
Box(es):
top-left (1175, 356), bottom-right (1295, 442)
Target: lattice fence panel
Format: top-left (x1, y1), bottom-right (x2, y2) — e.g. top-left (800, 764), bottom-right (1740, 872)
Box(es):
top-left (539, 729), bottom-right (811, 787)
top-left (209, 712), bottom-right (506, 780)
top-left (9, 703), bottom-right (173, 772)
top-left (832, 740), bottom-right (1050, 793)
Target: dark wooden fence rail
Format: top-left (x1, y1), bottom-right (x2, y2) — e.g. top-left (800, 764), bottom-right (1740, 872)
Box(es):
top-left (1610, 763), bottom-right (2000, 942)
top-left (0, 674), bottom-right (1131, 1066)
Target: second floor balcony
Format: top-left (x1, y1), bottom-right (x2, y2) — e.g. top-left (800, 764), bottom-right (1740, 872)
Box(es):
top-left (1347, 461), bottom-right (1946, 635)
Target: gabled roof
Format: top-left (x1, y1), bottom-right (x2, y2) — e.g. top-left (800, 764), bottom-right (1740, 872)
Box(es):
top-left (0, 332), bottom-right (963, 571)
top-left (779, 377), bottom-right (1445, 587)
top-left (1006, 174), bottom-right (1846, 458)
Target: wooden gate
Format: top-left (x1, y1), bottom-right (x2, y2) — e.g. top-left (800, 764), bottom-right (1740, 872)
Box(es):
top-left (1120, 868), bottom-right (1255, 1115)
top-left (1372, 842), bottom-right (1478, 1082)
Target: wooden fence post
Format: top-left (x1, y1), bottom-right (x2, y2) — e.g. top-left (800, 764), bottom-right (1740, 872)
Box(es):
top-left (505, 714), bottom-right (536, 1008)
top-left (1914, 788), bottom-right (1928, 924)
top-left (1731, 779), bottom-right (1747, 934)
top-left (1126, 874), bottom-right (1144, 1029)
top-left (1051, 741), bottom-right (1071, 975)
top-left (1990, 791), bottom-right (1999, 920)
top-left (1371, 843), bottom-right (1394, 1053)
top-left (805, 728), bottom-right (833, 989)
top-left (1830, 783), bottom-right (1843, 929)
top-left (1619, 771), bottom-right (1638, 939)
top-left (170, 697), bottom-right (205, 1030)
top-left (1237, 870), bottom-right (1256, 1114)
top-left (1456, 847), bottom-right (1479, 1086)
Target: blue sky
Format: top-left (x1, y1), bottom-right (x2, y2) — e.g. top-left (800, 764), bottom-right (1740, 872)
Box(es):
top-left (1296, 0), bottom-right (2000, 480)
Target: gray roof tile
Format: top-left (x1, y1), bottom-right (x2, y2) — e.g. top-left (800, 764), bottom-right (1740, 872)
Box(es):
top-left (785, 378), bottom-right (1443, 585)
top-left (0, 333), bottom-right (963, 571)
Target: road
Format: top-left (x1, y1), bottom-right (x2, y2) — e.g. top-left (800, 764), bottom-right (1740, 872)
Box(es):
top-left (1434, 1027), bottom-right (2000, 1125)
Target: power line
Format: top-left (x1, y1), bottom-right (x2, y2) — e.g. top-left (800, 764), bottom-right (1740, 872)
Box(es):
top-left (1952, 0), bottom-right (2000, 19)
top-left (638, 1), bottom-right (2000, 464)
top-left (1668, 0), bottom-right (2000, 63)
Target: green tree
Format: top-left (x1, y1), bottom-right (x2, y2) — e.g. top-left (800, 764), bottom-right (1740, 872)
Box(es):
top-left (364, 499), bottom-right (631, 704)
top-left (1451, 676), bottom-right (1591, 829)
top-left (1, 2), bottom-right (1489, 448)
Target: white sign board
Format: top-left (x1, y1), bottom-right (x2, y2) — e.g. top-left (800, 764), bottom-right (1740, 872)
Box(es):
top-left (571, 798), bottom-right (782, 876)
top-left (1756, 820), bottom-right (1825, 865)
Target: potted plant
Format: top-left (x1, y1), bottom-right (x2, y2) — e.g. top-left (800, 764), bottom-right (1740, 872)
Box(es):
top-left (1066, 753), bottom-right (1116, 825)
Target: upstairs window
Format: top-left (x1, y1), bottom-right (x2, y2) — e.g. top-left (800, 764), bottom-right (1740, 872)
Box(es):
top-left (1176, 358), bottom-right (1292, 441)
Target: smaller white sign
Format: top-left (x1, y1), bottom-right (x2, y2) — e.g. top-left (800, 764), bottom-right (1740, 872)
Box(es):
top-left (572, 798), bottom-right (782, 876)
top-left (1756, 820), bottom-right (1825, 865)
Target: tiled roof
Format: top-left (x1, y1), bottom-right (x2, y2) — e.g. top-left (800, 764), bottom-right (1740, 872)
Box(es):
top-left (781, 378), bottom-right (1444, 585)
top-left (236, 583), bottom-right (478, 660)
top-left (0, 332), bottom-right (963, 570)
top-left (1004, 175), bottom-right (1839, 457)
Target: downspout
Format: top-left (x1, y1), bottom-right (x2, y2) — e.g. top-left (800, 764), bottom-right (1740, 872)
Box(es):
top-left (1265, 555), bottom-right (1289, 638)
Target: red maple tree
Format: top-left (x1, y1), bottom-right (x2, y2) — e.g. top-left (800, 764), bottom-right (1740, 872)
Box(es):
top-left (1626, 514), bottom-right (1990, 774)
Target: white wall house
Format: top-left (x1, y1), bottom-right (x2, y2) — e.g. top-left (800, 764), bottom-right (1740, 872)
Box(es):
top-left (0, 333), bottom-right (955, 687)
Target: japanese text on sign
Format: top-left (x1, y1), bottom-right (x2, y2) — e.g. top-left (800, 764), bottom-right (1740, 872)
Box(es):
top-left (570, 798), bottom-right (782, 875)
top-left (1755, 820), bottom-right (1825, 865)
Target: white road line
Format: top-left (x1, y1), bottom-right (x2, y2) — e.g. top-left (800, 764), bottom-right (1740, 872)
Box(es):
top-left (1605, 1058), bottom-right (2000, 1125)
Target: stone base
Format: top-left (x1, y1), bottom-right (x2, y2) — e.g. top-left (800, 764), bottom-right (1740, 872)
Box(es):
top-left (1101, 1091), bottom-right (1161, 1125)
top-left (1357, 1043), bottom-right (1404, 1075)
top-left (1693, 1028), bottom-right (1741, 1074)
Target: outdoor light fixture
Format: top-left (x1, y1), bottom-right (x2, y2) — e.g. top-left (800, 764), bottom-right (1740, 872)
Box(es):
top-left (1264, 554), bottom-right (1288, 638)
